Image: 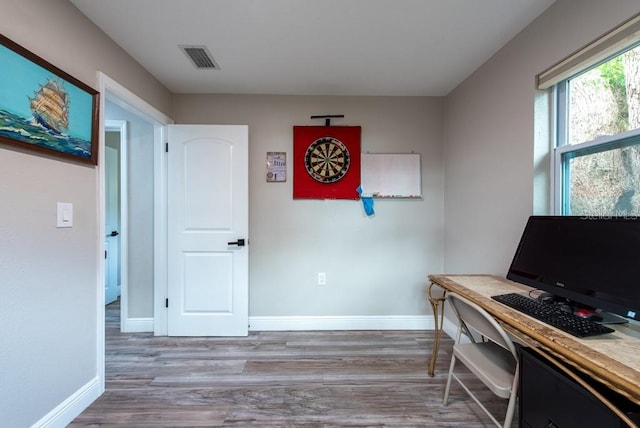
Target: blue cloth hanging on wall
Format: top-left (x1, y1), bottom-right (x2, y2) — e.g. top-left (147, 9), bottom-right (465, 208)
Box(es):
top-left (356, 186), bottom-right (375, 216)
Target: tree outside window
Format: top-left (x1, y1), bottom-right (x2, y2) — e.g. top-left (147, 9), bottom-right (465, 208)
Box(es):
top-left (561, 45), bottom-right (640, 216)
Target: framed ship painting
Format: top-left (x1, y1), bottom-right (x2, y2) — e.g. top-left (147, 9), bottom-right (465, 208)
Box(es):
top-left (0, 33), bottom-right (99, 165)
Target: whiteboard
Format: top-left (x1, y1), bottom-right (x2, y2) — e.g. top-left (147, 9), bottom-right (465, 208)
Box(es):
top-left (360, 153), bottom-right (421, 198)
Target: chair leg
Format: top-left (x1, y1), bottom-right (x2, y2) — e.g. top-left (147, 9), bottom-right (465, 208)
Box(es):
top-left (503, 394), bottom-right (517, 428)
top-left (503, 363), bottom-right (520, 428)
top-left (443, 353), bottom-right (457, 405)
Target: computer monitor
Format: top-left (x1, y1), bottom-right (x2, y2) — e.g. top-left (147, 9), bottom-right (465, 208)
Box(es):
top-left (506, 216), bottom-right (640, 322)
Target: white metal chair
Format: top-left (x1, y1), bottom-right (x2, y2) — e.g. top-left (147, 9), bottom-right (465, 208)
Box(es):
top-left (443, 292), bottom-right (520, 428)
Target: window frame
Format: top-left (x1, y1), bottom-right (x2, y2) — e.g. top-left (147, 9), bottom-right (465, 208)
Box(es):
top-left (554, 128), bottom-right (640, 215)
top-left (540, 12), bottom-right (640, 215)
top-left (552, 45), bottom-right (640, 215)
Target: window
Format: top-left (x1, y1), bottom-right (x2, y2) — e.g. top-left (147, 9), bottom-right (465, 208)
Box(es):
top-left (554, 44), bottom-right (640, 216)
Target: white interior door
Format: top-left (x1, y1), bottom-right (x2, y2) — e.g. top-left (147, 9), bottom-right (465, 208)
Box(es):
top-left (105, 144), bottom-right (120, 305)
top-left (167, 124), bottom-right (248, 336)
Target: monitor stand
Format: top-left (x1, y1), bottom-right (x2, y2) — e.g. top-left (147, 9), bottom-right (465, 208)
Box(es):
top-left (595, 309), bottom-right (629, 325)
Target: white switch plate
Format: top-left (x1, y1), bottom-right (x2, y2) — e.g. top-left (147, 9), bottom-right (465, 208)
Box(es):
top-left (318, 272), bottom-right (326, 285)
top-left (57, 202), bottom-right (73, 228)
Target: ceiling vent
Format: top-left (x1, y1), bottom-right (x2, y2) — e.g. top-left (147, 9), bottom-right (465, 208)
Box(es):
top-left (179, 45), bottom-right (220, 70)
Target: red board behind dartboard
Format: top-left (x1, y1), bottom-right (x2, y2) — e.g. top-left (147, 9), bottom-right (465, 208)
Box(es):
top-left (293, 126), bottom-right (361, 199)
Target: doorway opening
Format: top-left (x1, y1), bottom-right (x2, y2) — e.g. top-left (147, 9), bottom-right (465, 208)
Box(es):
top-left (97, 72), bottom-right (172, 391)
top-left (105, 120), bottom-right (126, 308)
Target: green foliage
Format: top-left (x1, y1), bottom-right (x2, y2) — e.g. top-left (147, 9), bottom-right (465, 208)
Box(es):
top-left (598, 56), bottom-right (626, 91)
top-left (598, 56), bottom-right (628, 127)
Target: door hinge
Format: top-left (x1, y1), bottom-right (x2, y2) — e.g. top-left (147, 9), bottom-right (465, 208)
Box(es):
top-left (165, 142), bottom-right (168, 152)
top-left (104, 250), bottom-right (107, 259)
top-left (165, 298), bottom-right (169, 308)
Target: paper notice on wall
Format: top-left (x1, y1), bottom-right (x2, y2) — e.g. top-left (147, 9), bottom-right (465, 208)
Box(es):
top-left (266, 152), bottom-right (287, 182)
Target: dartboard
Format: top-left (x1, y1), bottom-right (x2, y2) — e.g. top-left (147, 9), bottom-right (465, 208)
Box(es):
top-left (304, 137), bottom-right (350, 183)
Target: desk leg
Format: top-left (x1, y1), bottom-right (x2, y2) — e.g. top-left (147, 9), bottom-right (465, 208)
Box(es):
top-left (427, 282), bottom-right (446, 377)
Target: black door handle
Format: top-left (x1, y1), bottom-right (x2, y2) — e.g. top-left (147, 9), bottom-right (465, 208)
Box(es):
top-left (110, 230), bottom-right (119, 237)
top-left (227, 238), bottom-right (245, 247)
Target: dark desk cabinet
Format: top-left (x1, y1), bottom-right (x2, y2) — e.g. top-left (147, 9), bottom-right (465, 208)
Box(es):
top-left (519, 347), bottom-right (640, 428)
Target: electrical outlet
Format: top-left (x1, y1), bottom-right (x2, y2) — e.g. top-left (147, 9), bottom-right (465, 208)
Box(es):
top-left (318, 272), bottom-right (327, 285)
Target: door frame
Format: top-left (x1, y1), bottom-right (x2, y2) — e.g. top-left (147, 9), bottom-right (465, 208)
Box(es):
top-left (105, 120), bottom-right (127, 319)
top-left (96, 72), bottom-right (173, 391)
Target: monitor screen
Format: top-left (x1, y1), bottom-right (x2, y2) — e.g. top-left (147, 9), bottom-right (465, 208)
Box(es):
top-left (506, 216), bottom-right (640, 321)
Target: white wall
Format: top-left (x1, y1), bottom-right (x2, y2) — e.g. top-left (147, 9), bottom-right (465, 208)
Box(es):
top-left (174, 95), bottom-right (444, 323)
top-left (443, 0), bottom-right (640, 275)
top-left (0, 1), bottom-right (171, 426)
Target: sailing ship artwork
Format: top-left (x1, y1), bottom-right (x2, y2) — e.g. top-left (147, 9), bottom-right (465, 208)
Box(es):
top-left (30, 78), bottom-right (70, 135)
top-left (0, 34), bottom-right (98, 164)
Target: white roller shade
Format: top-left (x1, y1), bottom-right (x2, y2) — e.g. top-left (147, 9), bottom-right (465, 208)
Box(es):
top-left (537, 12), bottom-right (640, 89)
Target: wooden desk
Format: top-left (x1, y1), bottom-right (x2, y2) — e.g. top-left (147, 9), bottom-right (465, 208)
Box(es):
top-left (427, 274), bottom-right (640, 409)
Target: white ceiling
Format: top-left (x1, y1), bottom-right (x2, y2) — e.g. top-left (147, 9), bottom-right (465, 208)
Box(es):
top-left (70, 0), bottom-right (555, 96)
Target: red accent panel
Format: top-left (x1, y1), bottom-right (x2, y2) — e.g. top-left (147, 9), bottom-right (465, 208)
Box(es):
top-left (293, 126), bottom-right (361, 199)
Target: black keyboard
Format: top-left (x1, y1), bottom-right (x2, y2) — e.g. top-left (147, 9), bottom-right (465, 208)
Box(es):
top-left (491, 293), bottom-right (615, 338)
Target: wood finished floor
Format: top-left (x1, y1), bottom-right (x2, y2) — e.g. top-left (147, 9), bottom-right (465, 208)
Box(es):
top-left (70, 301), bottom-right (516, 427)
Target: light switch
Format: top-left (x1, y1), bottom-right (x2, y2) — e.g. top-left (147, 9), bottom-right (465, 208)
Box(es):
top-left (57, 202), bottom-right (73, 228)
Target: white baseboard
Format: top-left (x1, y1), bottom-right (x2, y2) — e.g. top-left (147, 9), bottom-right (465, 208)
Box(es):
top-left (121, 315), bottom-right (451, 335)
top-left (441, 316), bottom-right (476, 344)
top-left (123, 317), bottom-right (154, 332)
top-left (442, 316), bottom-right (458, 339)
top-left (31, 376), bottom-right (101, 428)
top-left (249, 315), bottom-right (434, 331)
